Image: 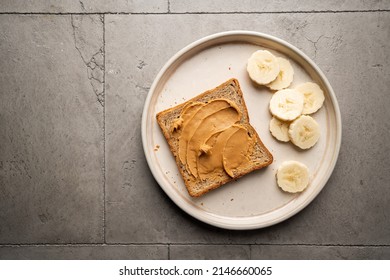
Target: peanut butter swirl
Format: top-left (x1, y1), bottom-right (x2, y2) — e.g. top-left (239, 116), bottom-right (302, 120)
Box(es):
top-left (172, 99), bottom-right (254, 180)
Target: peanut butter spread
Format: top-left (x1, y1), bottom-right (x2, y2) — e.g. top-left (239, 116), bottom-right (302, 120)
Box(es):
top-left (172, 99), bottom-right (255, 181)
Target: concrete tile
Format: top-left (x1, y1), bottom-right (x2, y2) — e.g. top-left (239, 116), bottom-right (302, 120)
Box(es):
top-left (170, 245), bottom-right (250, 259)
top-left (0, 15), bottom-right (104, 243)
top-left (0, 0), bottom-right (167, 13)
top-left (0, 245), bottom-right (167, 259)
top-left (105, 13), bottom-right (390, 245)
top-left (170, 0), bottom-right (390, 13)
top-left (251, 245), bottom-right (390, 260)
top-left (105, 14), bottom-right (186, 244)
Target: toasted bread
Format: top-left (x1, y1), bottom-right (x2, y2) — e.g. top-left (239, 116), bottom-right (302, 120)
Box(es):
top-left (156, 78), bottom-right (273, 197)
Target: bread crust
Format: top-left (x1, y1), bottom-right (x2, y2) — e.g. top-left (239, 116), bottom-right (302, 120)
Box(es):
top-left (156, 78), bottom-right (273, 197)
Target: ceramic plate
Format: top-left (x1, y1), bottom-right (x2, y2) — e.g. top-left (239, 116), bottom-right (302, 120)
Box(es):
top-left (141, 31), bottom-right (341, 230)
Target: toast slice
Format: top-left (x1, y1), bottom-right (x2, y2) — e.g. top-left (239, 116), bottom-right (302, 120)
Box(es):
top-left (156, 78), bottom-right (273, 197)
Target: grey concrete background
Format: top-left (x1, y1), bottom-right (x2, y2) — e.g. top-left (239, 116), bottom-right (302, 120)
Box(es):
top-left (0, 1), bottom-right (389, 260)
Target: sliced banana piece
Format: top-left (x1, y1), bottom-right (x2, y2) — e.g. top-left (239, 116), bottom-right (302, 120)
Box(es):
top-left (269, 117), bottom-right (290, 142)
top-left (267, 57), bottom-right (294, 90)
top-left (276, 160), bottom-right (310, 193)
top-left (269, 89), bottom-right (304, 121)
top-left (247, 50), bottom-right (280, 85)
top-left (296, 82), bottom-right (325, 114)
top-left (288, 115), bottom-right (320, 149)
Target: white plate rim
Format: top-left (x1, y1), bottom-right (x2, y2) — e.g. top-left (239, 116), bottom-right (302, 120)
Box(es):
top-left (141, 30), bottom-right (342, 230)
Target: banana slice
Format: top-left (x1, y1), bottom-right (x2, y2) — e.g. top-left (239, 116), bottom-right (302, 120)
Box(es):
top-left (267, 57), bottom-right (294, 90)
top-left (269, 89), bottom-right (304, 121)
top-left (288, 115), bottom-right (320, 149)
top-left (296, 82), bottom-right (325, 114)
top-left (276, 160), bottom-right (310, 193)
top-left (269, 117), bottom-right (290, 142)
top-left (247, 50), bottom-right (280, 85)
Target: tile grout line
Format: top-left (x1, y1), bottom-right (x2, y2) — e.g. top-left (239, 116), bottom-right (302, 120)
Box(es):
top-left (1, 243), bottom-right (389, 247)
top-left (0, 10), bottom-right (388, 15)
top-left (102, 14), bottom-right (106, 244)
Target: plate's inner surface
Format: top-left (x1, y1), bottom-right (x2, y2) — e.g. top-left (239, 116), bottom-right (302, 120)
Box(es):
top-left (148, 40), bottom-right (334, 219)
